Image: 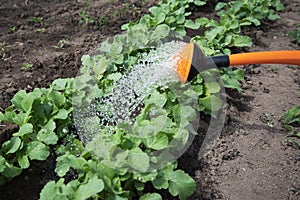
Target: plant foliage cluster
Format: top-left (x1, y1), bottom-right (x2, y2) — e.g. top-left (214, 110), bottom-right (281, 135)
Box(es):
top-left (281, 106), bottom-right (300, 148)
top-left (0, 0), bottom-right (284, 199)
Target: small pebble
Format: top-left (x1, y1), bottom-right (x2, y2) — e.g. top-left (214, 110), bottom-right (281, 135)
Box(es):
top-left (262, 87), bottom-right (270, 93)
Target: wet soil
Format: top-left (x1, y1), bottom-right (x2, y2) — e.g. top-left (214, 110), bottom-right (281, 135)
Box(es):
top-left (0, 0), bottom-right (299, 200)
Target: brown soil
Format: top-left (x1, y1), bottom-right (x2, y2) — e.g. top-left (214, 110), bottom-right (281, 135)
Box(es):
top-left (0, 0), bottom-right (299, 200)
top-left (190, 1), bottom-right (300, 199)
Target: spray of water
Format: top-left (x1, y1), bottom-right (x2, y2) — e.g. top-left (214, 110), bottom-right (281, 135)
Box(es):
top-left (80, 41), bottom-right (186, 134)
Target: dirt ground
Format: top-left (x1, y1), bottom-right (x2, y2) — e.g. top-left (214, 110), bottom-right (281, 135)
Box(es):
top-left (190, 1), bottom-right (300, 199)
top-left (0, 0), bottom-right (299, 200)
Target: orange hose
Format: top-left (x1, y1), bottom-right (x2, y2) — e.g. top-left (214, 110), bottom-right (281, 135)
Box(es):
top-left (229, 50), bottom-right (300, 66)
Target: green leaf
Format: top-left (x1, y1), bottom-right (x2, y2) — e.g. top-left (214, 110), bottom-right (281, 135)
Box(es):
top-left (74, 176), bottom-right (104, 200)
top-left (11, 90), bottom-right (26, 111)
top-left (13, 123), bottom-right (33, 137)
top-left (40, 181), bottom-right (58, 200)
top-left (107, 194), bottom-right (129, 200)
top-left (205, 26), bottom-right (223, 41)
top-left (147, 133), bottom-right (169, 150)
top-left (107, 72), bottom-right (122, 82)
top-left (224, 35), bottom-right (233, 46)
top-left (18, 155), bottom-right (30, 169)
top-left (2, 136), bottom-right (22, 154)
top-left (47, 90), bottom-right (66, 108)
top-left (12, 112), bottom-right (29, 126)
top-left (268, 13), bottom-right (280, 21)
top-left (231, 69), bottom-right (244, 80)
top-left (51, 78), bottom-right (71, 90)
top-left (275, 1), bottom-right (285, 11)
top-left (165, 16), bottom-right (176, 24)
top-left (194, 0), bottom-right (206, 6)
top-left (0, 112), bottom-right (3, 122)
top-left (128, 149), bottom-right (150, 172)
top-left (150, 113), bottom-right (168, 133)
top-left (180, 106), bottom-right (197, 126)
top-left (2, 163), bottom-right (22, 178)
top-left (165, 170), bottom-right (196, 200)
top-left (200, 95), bottom-right (222, 112)
top-left (175, 26), bottom-right (186, 36)
top-left (221, 74), bottom-right (242, 92)
top-left (37, 119), bottom-right (58, 145)
top-left (205, 81), bottom-right (221, 93)
top-left (288, 29), bottom-right (300, 44)
top-left (149, 6), bottom-right (161, 16)
top-left (215, 2), bottom-right (226, 11)
top-left (55, 153), bottom-right (87, 177)
top-left (145, 90), bottom-right (167, 108)
top-left (53, 109), bottom-right (70, 120)
top-left (151, 24), bottom-right (170, 40)
top-left (140, 193), bottom-right (162, 200)
top-left (27, 141), bottom-right (50, 160)
top-left (93, 57), bottom-right (107, 75)
top-left (134, 181), bottom-right (145, 191)
top-left (244, 17), bottom-right (261, 26)
top-left (233, 35), bottom-right (252, 47)
top-left (155, 12), bottom-right (166, 25)
top-left (195, 17), bottom-right (209, 27)
top-left (184, 20), bottom-right (200, 29)
top-left (282, 106), bottom-right (300, 125)
top-left (228, 19), bottom-right (239, 30)
top-left (0, 156), bottom-right (5, 172)
top-left (152, 178), bottom-right (168, 189)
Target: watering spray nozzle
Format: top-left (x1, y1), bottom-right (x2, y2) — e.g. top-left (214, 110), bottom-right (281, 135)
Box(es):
top-left (175, 42), bottom-right (300, 83)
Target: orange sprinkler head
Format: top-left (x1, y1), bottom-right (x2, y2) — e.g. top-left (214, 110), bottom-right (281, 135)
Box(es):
top-left (175, 42), bottom-right (300, 83)
top-left (175, 43), bottom-right (194, 83)
top-left (175, 42), bottom-right (206, 83)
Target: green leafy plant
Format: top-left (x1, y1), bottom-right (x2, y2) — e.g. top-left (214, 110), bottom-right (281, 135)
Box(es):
top-left (281, 106), bottom-right (300, 136)
top-left (0, 85), bottom-right (73, 185)
top-left (281, 107), bottom-right (300, 149)
top-left (122, 0), bottom-right (207, 36)
top-left (192, 0), bottom-right (284, 55)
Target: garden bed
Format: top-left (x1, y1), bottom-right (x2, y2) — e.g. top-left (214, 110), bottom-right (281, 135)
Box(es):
top-left (0, 0), bottom-right (299, 199)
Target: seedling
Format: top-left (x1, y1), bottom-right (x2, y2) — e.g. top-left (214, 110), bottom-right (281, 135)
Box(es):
top-left (99, 16), bottom-right (109, 27)
top-left (260, 113), bottom-right (274, 128)
top-left (53, 39), bottom-right (69, 49)
top-left (37, 28), bottom-right (46, 33)
top-left (271, 67), bottom-right (278, 73)
top-left (22, 63), bottom-right (33, 70)
top-left (30, 17), bottom-right (43, 23)
top-left (281, 106), bottom-right (300, 134)
top-left (0, 41), bottom-right (12, 54)
top-left (9, 26), bottom-right (16, 33)
top-left (79, 9), bottom-right (94, 28)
